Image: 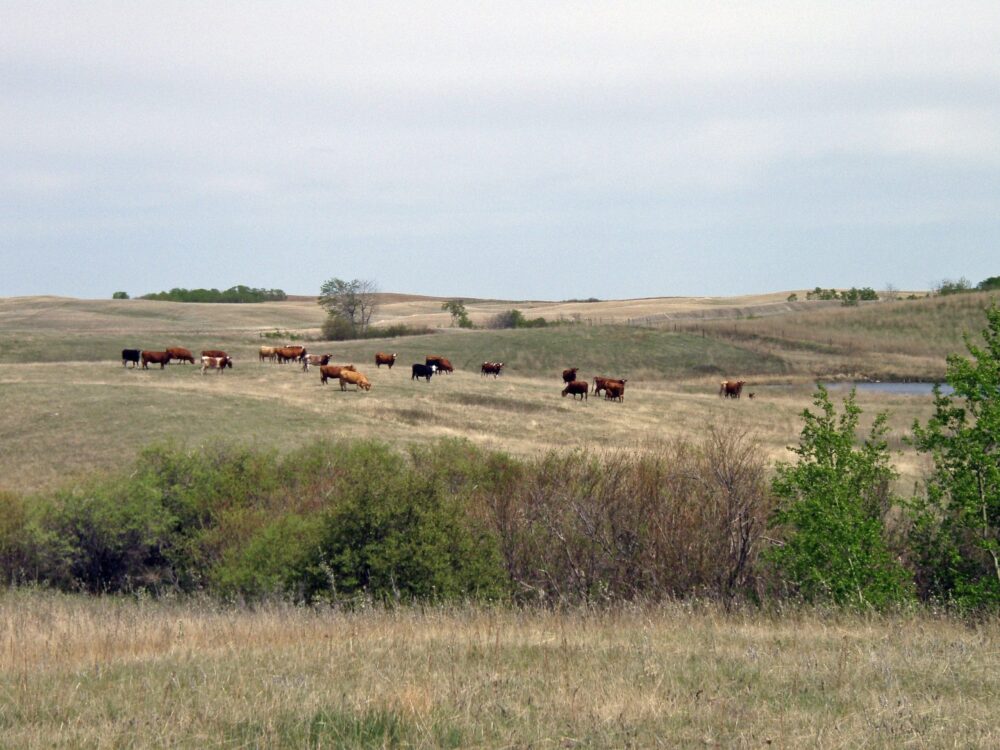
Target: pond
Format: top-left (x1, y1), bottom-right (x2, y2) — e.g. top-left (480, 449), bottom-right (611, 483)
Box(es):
top-left (822, 381), bottom-right (954, 396)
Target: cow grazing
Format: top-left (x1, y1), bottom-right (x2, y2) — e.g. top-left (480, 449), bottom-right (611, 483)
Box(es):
top-left (562, 380), bottom-right (589, 400)
top-left (166, 347), bottom-right (195, 364)
top-left (275, 346), bottom-right (306, 364)
top-left (481, 361), bottom-right (504, 377)
top-left (426, 356), bottom-right (453, 373)
top-left (603, 382), bottom-right (625, 402)
top-left (121, 349), bottom-right (141, 368)
top-left (412, 363), bottom-right (437, 382)
top-left (141, 350), bottom-right (171, 369)
top-left (720, 380), bottom-right (746, 399)
top-left (339, 369), bottom-right (372, 391)
top-left (202, 349), bottom-right (228, 360)
top-left (200, 355), bottom-right (232, 374)
top-left (374, 352), bottom-right (397, 369)
top-left (562, 367), bottom-right (579, 384)
top-left (319, 364), bottom-right (356, 385)
top-left (593, 376), bottom-right (627, 397)
top-left (302, 354), bottom-right (331, 371)
top-left (259, 346), bottom-right (277, 363)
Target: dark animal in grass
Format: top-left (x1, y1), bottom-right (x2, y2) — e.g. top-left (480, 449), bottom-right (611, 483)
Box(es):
top-left (562, 380), bottom-right (589, 400)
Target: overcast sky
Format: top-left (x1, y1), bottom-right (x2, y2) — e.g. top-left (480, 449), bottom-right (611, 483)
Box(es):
top-left (2, 2), bottom-right (999, 300)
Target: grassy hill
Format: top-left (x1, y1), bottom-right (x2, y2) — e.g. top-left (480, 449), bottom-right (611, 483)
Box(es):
top-left (1, 292), bottom-right (984, 493)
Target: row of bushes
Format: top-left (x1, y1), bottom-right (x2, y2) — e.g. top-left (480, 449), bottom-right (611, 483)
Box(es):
top-left (0, 431), bottom-right (773, 604)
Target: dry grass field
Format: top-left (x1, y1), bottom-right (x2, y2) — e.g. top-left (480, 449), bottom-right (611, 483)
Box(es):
top-left (0, 293), bottom-right (946, 494)
top-left (1, 591), bottom-right (997, 748)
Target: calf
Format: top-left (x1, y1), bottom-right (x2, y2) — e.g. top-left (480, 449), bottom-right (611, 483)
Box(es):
top-left (200, 355), bottom-right (232, 374)
top-left (319, 364), bottom-right (356, 385)
top-left (339, 369), bottom-right (372, 391)
top-left (166, 347), bottom-right (195, 364)
top-left (603, 382), bottom-right (625, 402)
top-left (141, 350), bottom-right (171, 369)
top-left (374, 352), bottom-right (397, 369)
top-left (121, 348), bottom-right (141, 368)
top-left (562, 380), bottom-right (589, 400)
top-left (412, 363), bottom-right (437, 382)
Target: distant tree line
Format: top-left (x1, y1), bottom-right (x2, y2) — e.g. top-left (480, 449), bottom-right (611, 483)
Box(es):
top-left (803, 286), bottom-right (880, 305)
top-left (935, 276), bottom-right (1000, 296)
top-left (140, 285), bottom-right (287, 303)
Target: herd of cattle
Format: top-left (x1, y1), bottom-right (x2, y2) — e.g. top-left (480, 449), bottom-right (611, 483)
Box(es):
top-left (121, 346), bottom-right (751, 401)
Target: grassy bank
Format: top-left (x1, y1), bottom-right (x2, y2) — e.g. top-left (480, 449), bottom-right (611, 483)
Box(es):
top-left (1, 591), bottom-right (996, 748)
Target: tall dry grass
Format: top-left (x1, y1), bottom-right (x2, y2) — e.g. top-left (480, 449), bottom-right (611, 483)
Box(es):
top-left (1, 590), bottom-right (996, 748)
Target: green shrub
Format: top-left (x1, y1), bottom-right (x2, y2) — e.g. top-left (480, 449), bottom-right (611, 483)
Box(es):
top-left (765, 387), bottom-right (912, 608)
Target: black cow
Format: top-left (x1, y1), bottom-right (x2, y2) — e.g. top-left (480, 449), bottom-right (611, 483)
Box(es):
top-left (411, 363), bottom-right (437, 382)
top-left (122, 349), bottom-right (141, 368)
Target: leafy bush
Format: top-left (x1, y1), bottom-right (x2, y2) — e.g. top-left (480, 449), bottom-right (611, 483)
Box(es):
top-left (765, 387), bottom-right (912, 608)
top-left (909, 303), bottom-right (1000, 609)
top-left (321, 315), bottom-right (434, 341)
top-left (112, 291), bottom-right (129, 299)
top-left (486, 309), bottom-right (549, 329)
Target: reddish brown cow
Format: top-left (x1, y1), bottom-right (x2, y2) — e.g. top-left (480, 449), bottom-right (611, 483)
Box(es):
top-left (374, 352), bottom-right (397, 369)
top-left (166, 347), bottom-right (195, 364)
top-left (720, 380), bottom-right (746, 399)
top-left (562, 367), bottom-right (579, 383)
top-left (275, 346), bottom-right (306, 364)
top-left (562, 380), bottom-right (589, 400)
top-left (319, 364), bottom-right (356, 385)
top-left (481, 361), bottom-right (504, 377)
top-left (593, 376), bottom-right (627, 397)
top-left (426, 356), bottom-right (453, 373)
top-left (141, 351), bottom-right (171, 369)
top-left (603, 382), bottom-right (625, 402)
top-left (202, 349), bottom-right (228, 359)
top-left (302, 354), bottom-right (331, 371)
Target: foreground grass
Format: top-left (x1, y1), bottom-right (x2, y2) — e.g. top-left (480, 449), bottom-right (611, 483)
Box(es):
top-left (0, 591), bottom-right (996, 748)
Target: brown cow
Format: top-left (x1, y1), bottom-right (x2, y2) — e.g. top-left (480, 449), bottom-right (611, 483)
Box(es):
top-left (275, 346), bottom-right (306, 364)
top-left (141, 350), bottom-right (171, 369)
top-left (202, 349), bottom-right (228, 359)
top-left (593, 376), bottom-right (627, 397)
top-left (374, 352), bottom-right (397, 369)
top-left (426, 356), bottom-right (453, 373)
top-left (166, 347), bottom-right (195, 364)
top-left (200, 355), bottom-right (232, 374)
top-left (481, 361), bottom-right (504, 377)
top-left (339, 369), bottom-right (372, 391)
top-left (259, 346), bottom-right (277, 363)
top-left (720, 380), bottom-right (746, 399)
top-left (562, 367), bottom-right (579, 383)
top-left (603, 382), bottom-right (625, 402)
top-left (562, 380), bottom-right (588, 400)
top-left (302, 354), bottom-right (331, 371)
top-left (319, 364), bottom-right (356, 385)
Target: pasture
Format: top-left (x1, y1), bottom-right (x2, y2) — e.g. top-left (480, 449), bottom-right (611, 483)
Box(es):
top-left (0, 295), bottom-right (950, 494)
top-left (1, 591), bottom-right (997, 748)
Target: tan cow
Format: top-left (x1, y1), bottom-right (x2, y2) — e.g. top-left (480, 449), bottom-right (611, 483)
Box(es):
top-left (319, 364), bottom-right (356, 385)
top-left (259, 346), bottom-right (277, 363)
top-left (339, 369), bottom-right (372, 391)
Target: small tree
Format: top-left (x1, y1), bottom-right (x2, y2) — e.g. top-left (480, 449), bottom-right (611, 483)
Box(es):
top-left (765, 386), bottom-right (911, 608)
top-left (441, 300), bottom-right (473, 328)
top-left (112, 291), bottom-right (129, 300)
top-left (909, 304), bottom-right (1000, 608)
top-left (318, 278), bottom-right (378, 337)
